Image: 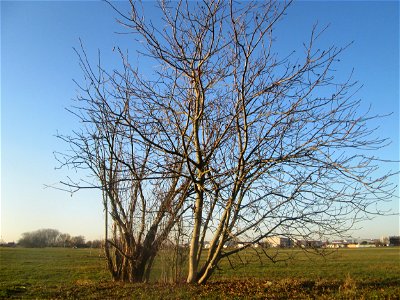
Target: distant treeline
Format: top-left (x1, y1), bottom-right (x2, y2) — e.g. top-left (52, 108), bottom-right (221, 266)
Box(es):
top-left (15, 228), bottom-right (102, 248)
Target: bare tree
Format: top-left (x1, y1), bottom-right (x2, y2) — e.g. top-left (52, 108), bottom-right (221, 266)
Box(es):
top-left (18, 229), bottom-right (61, 248)
top-left (56, 44), bottom-right (192, 282)
top-left (59, 0), bottom-right (396, 284)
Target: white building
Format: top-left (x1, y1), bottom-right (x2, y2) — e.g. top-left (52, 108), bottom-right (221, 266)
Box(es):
top-left (264, 236), bottom-right (293, 248)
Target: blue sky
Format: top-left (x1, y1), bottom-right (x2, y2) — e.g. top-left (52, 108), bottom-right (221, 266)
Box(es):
top-left (1, 1), bottom-right (399, 242)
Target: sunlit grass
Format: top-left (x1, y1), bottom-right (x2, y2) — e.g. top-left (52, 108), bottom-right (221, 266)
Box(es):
top-left (1, 247), bottom-right (399, 299)
top-left (213, 247), bottom-right (400, 281)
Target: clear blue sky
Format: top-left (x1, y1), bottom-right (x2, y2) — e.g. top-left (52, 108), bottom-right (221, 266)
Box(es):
top-left (1, 1), bottom-right (399, 242)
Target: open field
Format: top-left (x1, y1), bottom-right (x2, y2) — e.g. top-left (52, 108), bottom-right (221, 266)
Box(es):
top-left (1, 247), bottom-right (399, 299)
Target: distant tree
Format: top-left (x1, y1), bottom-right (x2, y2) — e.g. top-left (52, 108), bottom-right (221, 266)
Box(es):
top-left (18, 229), bottom-right (61, 248)
top-left (56, 233), bottom-right (72, 247)
top-left (389, 236), bottom-right (400, 246)
top-left (88, 239), bottom-right (103, 248)
top-left (70, 236), bottom-right (86, 248)
top-left (58, 0), bottom-right (397, 284)
top-left (17, 230), bottom-right (92, 248)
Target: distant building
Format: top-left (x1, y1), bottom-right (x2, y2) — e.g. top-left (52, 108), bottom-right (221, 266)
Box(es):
top-left (357, 239), bottom-right (377, 248)
top-left (0, 242), bottom-right (16, 248)
top-left (296, 240), bottom-right (324, 248)
top-left (224, 239), bottom-right (238, 248)
top-left (327, 238), bottom-right (387, 248)
top-left (236, 242), bottom-right (260, 248)
top-left (326, 239), bottom-right (356, 248)
top-left (264, 237), bottom-right (293, 248)
top-left (380, 236), bottom-right (390, 246)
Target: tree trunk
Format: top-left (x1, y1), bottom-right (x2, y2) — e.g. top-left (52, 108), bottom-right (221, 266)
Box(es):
top-left (187, 188), bottom-right (203, 283)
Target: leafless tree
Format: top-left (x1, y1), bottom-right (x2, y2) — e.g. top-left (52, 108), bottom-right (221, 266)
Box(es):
top-left (18, 229), bottom-right (61, 248)
top-left (59, 0), bottom-right (397, 284)
top-left (56, 43), bottom-right (192, 282)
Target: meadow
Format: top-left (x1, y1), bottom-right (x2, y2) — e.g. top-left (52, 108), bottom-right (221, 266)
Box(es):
top-left (0, 247), bottom-right (399, 299)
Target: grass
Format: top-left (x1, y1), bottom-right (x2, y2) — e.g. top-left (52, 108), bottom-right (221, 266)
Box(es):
top-left (1, 247), bottom-right (399, 299)
top-left (213, 247), bottom-right (400, 281)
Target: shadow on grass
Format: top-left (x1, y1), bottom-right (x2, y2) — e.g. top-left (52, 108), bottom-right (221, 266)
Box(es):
top-left (1, 278), bottom-right (399, 299)
top-left (0, 284), bottom-right (30, 298)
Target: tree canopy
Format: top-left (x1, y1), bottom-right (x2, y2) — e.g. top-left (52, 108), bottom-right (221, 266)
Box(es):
top-left (57, 0), bottom-right (397, 284)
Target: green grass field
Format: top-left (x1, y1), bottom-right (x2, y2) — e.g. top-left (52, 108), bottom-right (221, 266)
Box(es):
top-left (1, 247), bottom-right (399, 299)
